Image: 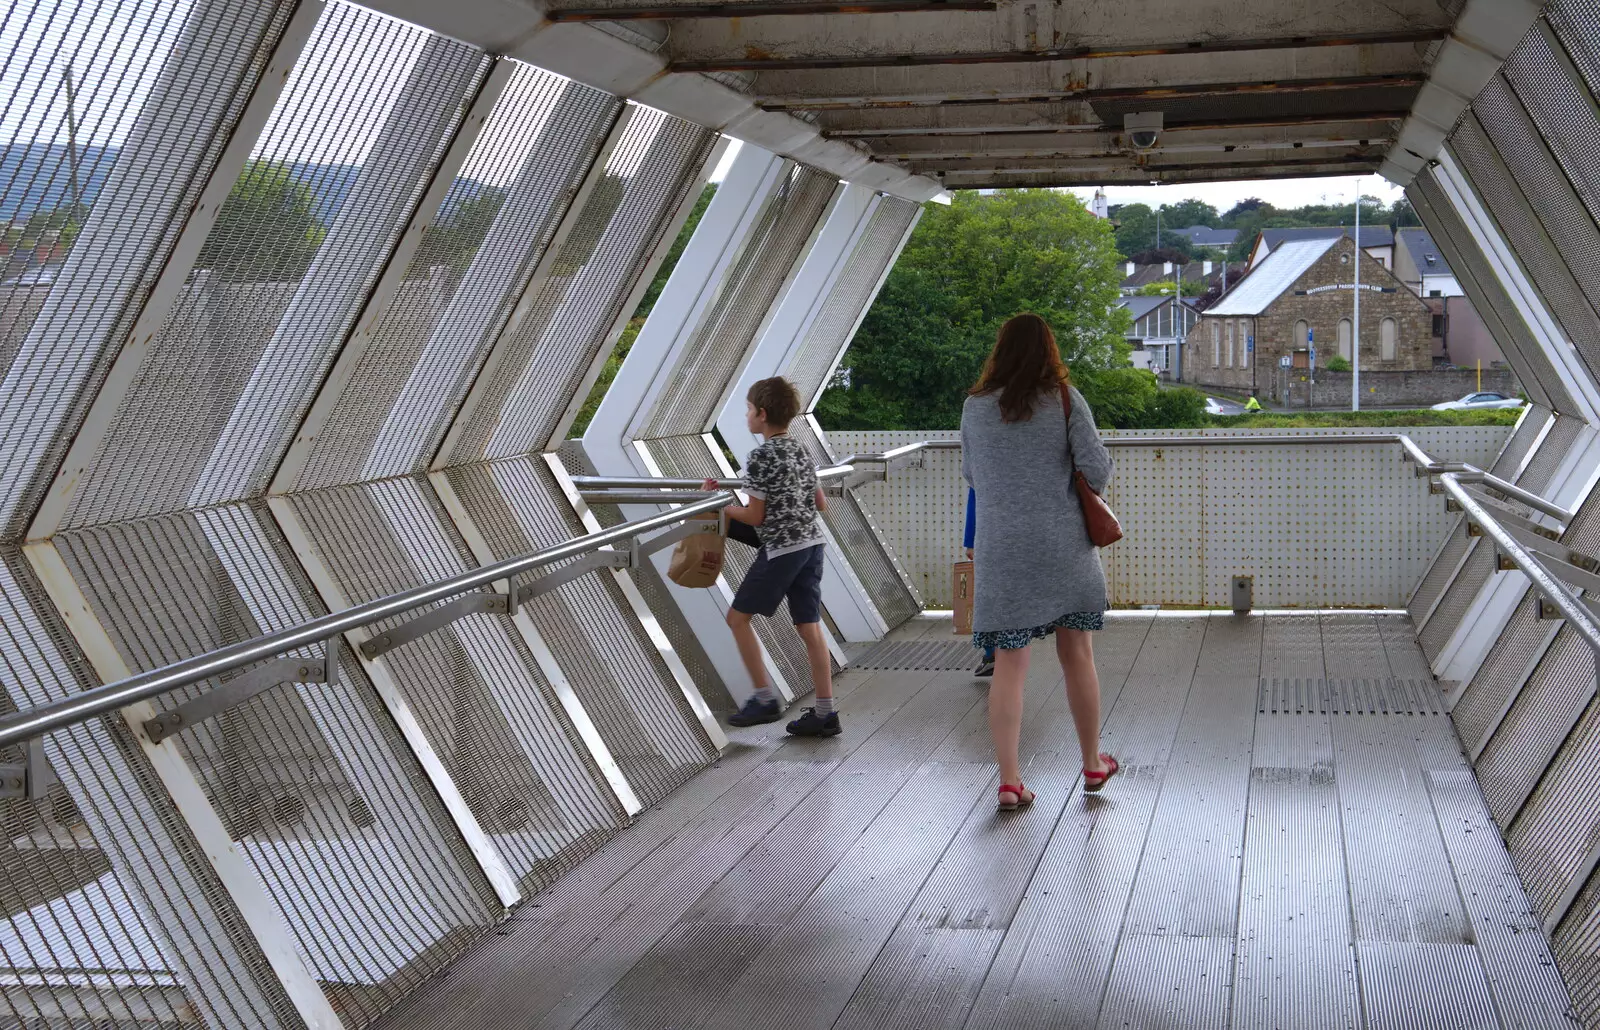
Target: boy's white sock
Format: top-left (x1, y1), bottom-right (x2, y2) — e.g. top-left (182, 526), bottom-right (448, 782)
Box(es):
top-left (754, 683), bottom-right (776, 704)
top-left (814, 696), bottom-right (835, 716)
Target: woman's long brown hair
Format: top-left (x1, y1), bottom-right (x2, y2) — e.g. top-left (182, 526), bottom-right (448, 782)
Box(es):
top-left (969, 313), bottom-right (1069, 423)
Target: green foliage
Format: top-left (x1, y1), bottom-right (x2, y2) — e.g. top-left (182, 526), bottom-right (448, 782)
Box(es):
top-left (817, 189), bottom-right (1131, 431)
top-left (549, 172), bottom-right (627, 276)
top-left (195, 159), bottom-right (326, 280)
top-left (1070, 370), bottom-right (1208, 430)
top-left (1220, 194), bottom-right (1411, 263)
top-left (1209, 408), bottom-right (1522, 429)
top-left (567, 183), bottom-right (718, 438)
top-left (1136, 279), bottom-right (1204, 297)
top-left (1325, 356), bottom-right (1352, 372)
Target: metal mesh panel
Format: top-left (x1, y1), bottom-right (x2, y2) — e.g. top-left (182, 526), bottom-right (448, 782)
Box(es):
top-left (1417, 414), bottom-right (1580, 662)
top-left (0, 0), bottom-right (295, 540)
top-left (1478, 627), bottom-right (1595, 828)
top-left (1451, 111), bottom-right (1600, 388)
top-left (1410, 526), bottom-right (1470, 628)
top-left (1454, 590), bottom-right (1548, 756)
top-left (643, 436), bottom-right (823, 696)
top-left (1548, 0), bottom-right (1600, 101)
top-left (1409, 173), bottom-right (1572, 413)
top-left (786, 420), bottom-right (920, 629)
top-left (287, 479), bottom-right (625, 891)
top-left (785, 196), bottom-right (919, 404)
top-left (642, 165), bottom-right (837, 439)
top-left (1551, 862), bottom-right (1600, 1028)
top-left (442, 107), bottom-right (716, 464)
top-left (291, 69), bottom-right (620, 491)
top-left (441, 456), bottom-right (717, 805)
top-left (1089, 85), bottom-right (1419, 128)
top-left (52, 504), bottom-right (500, 1024)
top-left (1503, 28), bottom-right (1600, 231)
top-left (57, 8), bottom-right (487, 530)
top-left (1490, 406), bottom-right (1552, 480)
top-left (1506, 691), bottom-right (1600, 920)
top-left (0, 552), bottom-right (303, 1029)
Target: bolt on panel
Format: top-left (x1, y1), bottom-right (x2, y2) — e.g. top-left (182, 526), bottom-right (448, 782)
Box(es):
top-left (0, 0), bottom-right (299, 541)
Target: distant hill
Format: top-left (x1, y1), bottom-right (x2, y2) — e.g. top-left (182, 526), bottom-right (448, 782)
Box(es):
top-left (0, 143), bottom-right (493, 226)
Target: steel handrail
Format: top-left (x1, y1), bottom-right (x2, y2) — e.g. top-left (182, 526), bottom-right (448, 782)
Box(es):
top-left (571, 465), bottom-right (854, 492)
top-left (0, 494), bottom-right (736, 749)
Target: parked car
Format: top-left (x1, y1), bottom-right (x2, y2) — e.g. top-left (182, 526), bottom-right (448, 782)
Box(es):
top-left (1431, 392), bottom-right (1525, 411)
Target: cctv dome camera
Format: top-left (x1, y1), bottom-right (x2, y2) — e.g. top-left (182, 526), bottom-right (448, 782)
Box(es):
top-left (1124, 111), bottom-right (1164, 151)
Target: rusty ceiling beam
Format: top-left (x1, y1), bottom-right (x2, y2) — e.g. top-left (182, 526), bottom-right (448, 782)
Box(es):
top-left (760, 73), bottom-right (1424, 110)
top-left (547, 0), bottom-right (994, 19)
top-left (937, 156), bottom-right (1384, 187)
top-left (906, 149), bottom-right (1386, 175)
top-left (671, 28), bottom-right (1445, 72)
top-left (825, 110), bottom-right (1411, 138)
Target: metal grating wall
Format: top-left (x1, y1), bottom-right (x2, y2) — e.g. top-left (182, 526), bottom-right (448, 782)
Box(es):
top-left (1551, 861), bottom-right (1600, 1027)
top-left (442, 106), bottom-right (717, 463)
top-left (290, 67), bottom-right (621, 491)
top-left (441, 456), bottom-right (717, 806)
top-left (1409, 174), bottom-right (1573, 414)
top-left (0, 553), bottom-right (305, 1029)
top-left (56, 7), bottom-right (488, 530)
top-left (642, 164), bottom-right (837, 440)
top-left (1506, 692), bottom-right (1600, 920)
top-left (0, 0), bottom-right (296, 540)
top-left (1452, 591), bottom-right (1551, 756)
top-left (286, 480), bottom-right (626, 892)
top-left (785, 196), bottom-right (919, 405)
top-left (52, 505), bottom-right (499, 1024)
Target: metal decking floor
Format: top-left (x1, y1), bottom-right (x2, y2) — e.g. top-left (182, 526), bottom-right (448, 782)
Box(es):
top-left (376, 613), bottom-right (1577, 1030)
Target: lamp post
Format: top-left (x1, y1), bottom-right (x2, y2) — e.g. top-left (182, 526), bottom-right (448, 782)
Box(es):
top-left (1352, 181), bottom-right (1362, 412)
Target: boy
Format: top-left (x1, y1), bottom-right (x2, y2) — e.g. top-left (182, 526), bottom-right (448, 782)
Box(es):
top-left (964, 487), bottom-right (996, 677)
top-left (705, 378), bottom-right (839, 737)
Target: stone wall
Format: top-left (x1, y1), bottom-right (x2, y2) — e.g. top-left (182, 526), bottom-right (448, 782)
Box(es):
top-left (1269, 366), bottom-right (1520, 408)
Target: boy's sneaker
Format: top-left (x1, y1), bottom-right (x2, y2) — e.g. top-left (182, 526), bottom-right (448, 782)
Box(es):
top-left (786, 707), bottom-right (841, 737)
top-left (728, 696), bottom-right (782, 727)
top-left (974, 660), bottom-right (995, 678)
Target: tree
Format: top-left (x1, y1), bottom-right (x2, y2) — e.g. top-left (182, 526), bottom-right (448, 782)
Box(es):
top-left (194, 159), bottom-right (326, 280)
top-left (1127, 247), bottom-right (1194, 266)
top-left (1112, 203), bottom-right (1195, 259)
top-left (818, 189), bottom-right (1131, 431)
top-left (1390, 197), bottom-right (1422, 228)
top-left (1220, 198), bottom-right (1268, 225)
top-left (410, 186), bottom-right (506, 278)
top-left (1161, 199), bottom-right (1219, 230)
top-left (635, 183), bottom-right (715, 319)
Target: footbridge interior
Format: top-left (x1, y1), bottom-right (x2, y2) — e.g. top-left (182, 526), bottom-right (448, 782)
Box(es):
top-left (1, 1), bottom-right (1600, 1028)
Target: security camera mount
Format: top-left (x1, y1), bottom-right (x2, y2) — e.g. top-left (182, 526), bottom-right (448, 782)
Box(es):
top-left (1124, 111), bottom-right (1164, 151)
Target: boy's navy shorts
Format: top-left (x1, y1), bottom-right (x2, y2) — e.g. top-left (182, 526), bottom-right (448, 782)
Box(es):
top-left (732, 543), bottom-right (825, 623)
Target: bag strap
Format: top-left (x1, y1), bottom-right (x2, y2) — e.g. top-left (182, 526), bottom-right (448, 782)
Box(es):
top-left (1058, 382), bottom-right (1079, 473)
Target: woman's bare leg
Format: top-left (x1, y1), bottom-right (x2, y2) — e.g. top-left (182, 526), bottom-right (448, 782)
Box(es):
top-left (1055, 628), bottom-right (1108, 774)
top-left (990, 646), bottom-right (1030, 789)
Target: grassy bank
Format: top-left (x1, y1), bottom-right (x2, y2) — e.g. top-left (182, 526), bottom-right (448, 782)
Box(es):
top-left (1204, 408), bottom-right (1523, 429)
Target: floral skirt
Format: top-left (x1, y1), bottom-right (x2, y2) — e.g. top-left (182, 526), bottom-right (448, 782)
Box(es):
top-left (973, 610), bottom-right (1104, 652)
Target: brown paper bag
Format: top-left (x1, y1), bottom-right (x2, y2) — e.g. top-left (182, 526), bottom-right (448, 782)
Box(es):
top-left (668, 517), bottom-right (726, 588)
top-left (952, 560), bottom-right (974, 635)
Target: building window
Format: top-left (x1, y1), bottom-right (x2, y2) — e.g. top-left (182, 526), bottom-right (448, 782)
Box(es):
top-left (1381, 317), bottom-right (1397, 361)
top-left (1295, 319), bottom-right (1310, 350)
top-left (1432, 313), bottom-right (1446, 337)
top-left (1338, 318), bottom-right (1353, 360)
top-left (1212, 321), bottom-right (1220, 366)
top-left (1225, 320), bottom-right (1234, 367)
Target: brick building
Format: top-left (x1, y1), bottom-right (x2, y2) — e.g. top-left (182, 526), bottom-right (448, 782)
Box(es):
top-left (1183, 236), bottom-right (1432, 400)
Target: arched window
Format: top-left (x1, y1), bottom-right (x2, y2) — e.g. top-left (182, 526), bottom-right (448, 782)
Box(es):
top-left (1212, 321), bottom-right (1220, 366)
top-left (1381, 317), bottom-right (1397, 361)
top-left (1295, 319), bottom-right (1310, 354)
top-left (1338, 318), bottom-right (1353, 360)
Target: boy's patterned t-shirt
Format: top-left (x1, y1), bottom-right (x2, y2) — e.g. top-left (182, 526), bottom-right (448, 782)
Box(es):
top-left (742, 435), bottom-right (825, 558)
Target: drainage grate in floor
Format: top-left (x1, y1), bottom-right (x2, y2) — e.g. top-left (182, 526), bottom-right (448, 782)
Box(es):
top-left (1258, 678), bottom-right (1448, 716)
top-left (853, 639), bottom-right (979, 671)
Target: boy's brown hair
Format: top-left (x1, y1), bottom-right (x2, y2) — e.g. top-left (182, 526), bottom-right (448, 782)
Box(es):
top-left (747, 377), bottom-right (802, 429)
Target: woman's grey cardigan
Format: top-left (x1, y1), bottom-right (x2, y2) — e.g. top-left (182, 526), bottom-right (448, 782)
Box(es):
top-left (960, 386), bottom-right (1114, 634)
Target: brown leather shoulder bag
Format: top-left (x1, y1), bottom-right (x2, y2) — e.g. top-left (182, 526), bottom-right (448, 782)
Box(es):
top-left (1059, 383), bottom-right (1123, 548)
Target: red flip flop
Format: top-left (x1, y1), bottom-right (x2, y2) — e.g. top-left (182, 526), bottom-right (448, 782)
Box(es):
top-left (998, 783), bottom-right (1035, 811)
top-left (1083, 754), bottom-right (1119, 792)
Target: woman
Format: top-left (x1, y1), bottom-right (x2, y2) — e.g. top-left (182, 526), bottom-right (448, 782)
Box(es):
top-left (961, 313), bottom-right (1119, 810)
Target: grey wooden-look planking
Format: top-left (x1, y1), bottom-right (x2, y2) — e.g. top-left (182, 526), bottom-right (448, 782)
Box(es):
top-left (378, 613), bottom-right (1574, 1030)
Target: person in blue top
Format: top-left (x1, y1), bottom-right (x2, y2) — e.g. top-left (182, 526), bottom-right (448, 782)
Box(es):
top-left (964, 487), bottom-right (996, 678)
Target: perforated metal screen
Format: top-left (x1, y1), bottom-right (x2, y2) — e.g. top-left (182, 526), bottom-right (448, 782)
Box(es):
top-left (286, 480), bottom-right (625, 892)
top-left (0, 0), bottom-right (295, 540)
top-left (290, 67), bottom-right (620, 491)
top-left (1551, 863), bottom-right (1600, 1028)
top-left (1506, 689), bottom-right (1600, 921)
top-left (1409, 174), bottom-right (1571, 414)
top-left (55, 6), bottom-right (487, 531)
top-left (642, 164), bottom-right (837, 440)
top-left (1453, 590), bottom-right (1548, 757)
top-left (52, 504), bottom-right (499, 1023)
top-left (785, 196), bottom-right (919, 405)
top-left (441, 456), bottom-right (717, 806)
top-left (442, 106), bottom-right (717, 463)
top-left (0, 553), bottom-right (303, 1029)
